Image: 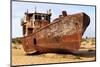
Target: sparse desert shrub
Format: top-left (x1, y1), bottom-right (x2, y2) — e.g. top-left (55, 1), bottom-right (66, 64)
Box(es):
top-left (12, 44), bottom-right (21, 49)
top-left (13, 46), bottom-right (18, 49)
top-left (62, 55), bottom-right (66, 58)
top-left (81, 38), bottom-right (87, 42)
top-left (81, 41), bottom-right (87, 45)
top-left (12, 37), bottom-right (22, 44)
top-left (91, 42), bottom-right (95, 45)
top-left (75, 56), bottom-right (81, 59)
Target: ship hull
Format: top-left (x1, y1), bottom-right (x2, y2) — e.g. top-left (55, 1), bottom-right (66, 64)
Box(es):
top-left (21, 12), bottom-right (90, 54)
top-left (22, 32), bottom-right (80, 54)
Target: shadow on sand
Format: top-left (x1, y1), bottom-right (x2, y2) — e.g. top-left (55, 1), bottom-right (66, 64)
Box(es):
top-left (73, 49), bottom-right (96, 58)
top-left (26, 49), bottom-right (96, 58)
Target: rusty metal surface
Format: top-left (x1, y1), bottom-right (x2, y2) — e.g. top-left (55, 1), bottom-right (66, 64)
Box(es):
top-left (21, 12), bottom-right (90, 54)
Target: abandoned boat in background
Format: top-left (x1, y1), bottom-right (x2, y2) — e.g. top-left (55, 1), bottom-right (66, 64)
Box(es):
top-left (21, 10), bottom-right (90, 54)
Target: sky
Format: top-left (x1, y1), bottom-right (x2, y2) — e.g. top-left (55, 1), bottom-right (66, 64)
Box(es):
top-left (12, 1), bottom-right (96, 38)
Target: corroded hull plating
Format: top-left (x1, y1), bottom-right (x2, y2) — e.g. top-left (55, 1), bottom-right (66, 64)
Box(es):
top-left (22, 12), bottom-right (90, 54)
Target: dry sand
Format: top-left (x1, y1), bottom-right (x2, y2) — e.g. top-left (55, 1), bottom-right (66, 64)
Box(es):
top-left (12, 41), bottom-right (96, 66)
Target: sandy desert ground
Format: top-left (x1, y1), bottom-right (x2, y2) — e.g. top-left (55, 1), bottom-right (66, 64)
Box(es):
top-left (12, 38), bottom-right (96, 66)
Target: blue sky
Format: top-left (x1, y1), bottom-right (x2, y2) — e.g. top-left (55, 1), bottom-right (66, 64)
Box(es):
top-left (12, 1), bottom-right (96, 38)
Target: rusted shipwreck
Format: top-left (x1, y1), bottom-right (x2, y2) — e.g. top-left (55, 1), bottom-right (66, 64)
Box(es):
top-left (21, 10), bottom-right (90, 54)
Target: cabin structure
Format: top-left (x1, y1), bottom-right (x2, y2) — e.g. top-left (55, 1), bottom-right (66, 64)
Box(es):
top-left (21, 9), bottom-right (52, 36)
